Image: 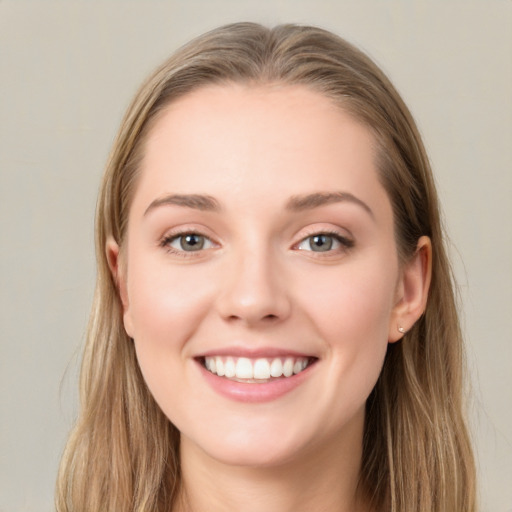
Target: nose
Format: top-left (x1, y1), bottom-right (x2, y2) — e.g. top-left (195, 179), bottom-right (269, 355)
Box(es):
top-left (215, 246), bottom-right (292, 327)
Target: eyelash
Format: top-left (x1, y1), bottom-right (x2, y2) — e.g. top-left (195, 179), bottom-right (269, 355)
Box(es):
top-left (159, 231), bottom-right (216, 257)
top-left (159, 229), bottom-right (354, 257)
top-left (295, 230), bottom-right (354, 254)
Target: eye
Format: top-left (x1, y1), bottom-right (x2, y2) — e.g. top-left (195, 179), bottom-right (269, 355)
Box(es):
top-left (164, 233), bottom-right (214, 252)
top-left (296, 233), bottom-right (353, 253)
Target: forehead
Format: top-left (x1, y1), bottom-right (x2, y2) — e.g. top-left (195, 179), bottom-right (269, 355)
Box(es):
top-left (148, 83), bottom-right (370, 154)
top-left (131, 83), bottom-right (390, 222)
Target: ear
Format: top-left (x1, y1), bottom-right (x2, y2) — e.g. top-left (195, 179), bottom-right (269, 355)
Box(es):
top-left (106, 237), bottom-right (134, 338)
top-left (388, 236), bottom-right (432, 342)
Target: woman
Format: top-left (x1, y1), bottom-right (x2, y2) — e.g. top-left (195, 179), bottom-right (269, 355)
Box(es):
top-left (56, 23), bottom-right (476, 512)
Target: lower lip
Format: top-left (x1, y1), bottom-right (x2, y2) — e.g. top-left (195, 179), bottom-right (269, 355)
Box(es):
top-left (197, 360), bottom-right (315, 403)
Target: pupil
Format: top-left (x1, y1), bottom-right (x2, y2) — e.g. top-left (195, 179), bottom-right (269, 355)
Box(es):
top-left (312, 235), bottom-right (332, 252)
top-left (182, 234), bottom-right (204, 251)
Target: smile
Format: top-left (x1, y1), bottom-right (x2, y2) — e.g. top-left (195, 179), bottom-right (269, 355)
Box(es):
top-left (202, 356), bottom-right (314, 382)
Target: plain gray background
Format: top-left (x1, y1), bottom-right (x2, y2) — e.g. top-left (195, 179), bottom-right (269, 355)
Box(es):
top-left (1, 1), bottom-right (511, 511)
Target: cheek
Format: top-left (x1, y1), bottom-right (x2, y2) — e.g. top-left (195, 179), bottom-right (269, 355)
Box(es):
top-left (124, 258), bottom-right (219, 422)
top-left (126, 253), bottom-right (214, 344)
top-left (123, 253), bottom-right (217, 400)
top-left (304, 256), bottom-right (396, 335)
top-left (298, 256), bottom-right (397, 396)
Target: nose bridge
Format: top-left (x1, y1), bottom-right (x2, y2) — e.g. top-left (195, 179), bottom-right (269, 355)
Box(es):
top-left (216, 237), bottom-right (290, 325)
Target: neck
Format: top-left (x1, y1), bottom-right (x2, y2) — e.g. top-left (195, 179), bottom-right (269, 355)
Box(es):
top-left (173, 418), bottom-right (369, 512)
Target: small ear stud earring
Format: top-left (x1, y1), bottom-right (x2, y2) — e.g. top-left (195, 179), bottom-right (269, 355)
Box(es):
top-left (398, 326), bottom-right (406, 333)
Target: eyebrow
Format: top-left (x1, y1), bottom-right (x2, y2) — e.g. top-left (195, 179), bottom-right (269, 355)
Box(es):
top-left (144, 194), bottom-right (221, 215)
top-left (286, 191), bottom-right (374, 218)
top-left (143, 191), bottom-right (373, 218)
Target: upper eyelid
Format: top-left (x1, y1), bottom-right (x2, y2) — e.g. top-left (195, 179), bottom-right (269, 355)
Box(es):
top-left (160, 224), bottom-right (217, 240)
top-left (294, 225), bottom-right (353, 242)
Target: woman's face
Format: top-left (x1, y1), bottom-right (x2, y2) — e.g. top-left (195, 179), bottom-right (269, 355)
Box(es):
top-left (113, 84), bottom-right (407, 467)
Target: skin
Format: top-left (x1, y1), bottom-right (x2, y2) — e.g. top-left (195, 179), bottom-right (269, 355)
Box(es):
top-left (108, 84), bottom-right (431, 512)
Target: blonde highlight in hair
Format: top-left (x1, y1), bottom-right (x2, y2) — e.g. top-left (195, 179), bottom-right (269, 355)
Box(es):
top-left (56, 23), bottom-right (476, 512)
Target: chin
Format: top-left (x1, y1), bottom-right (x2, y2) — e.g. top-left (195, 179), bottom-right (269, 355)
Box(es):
top-left (180, 413), bottom-right (331, 470)
top-left (198, 437), bottom-right (304, 469)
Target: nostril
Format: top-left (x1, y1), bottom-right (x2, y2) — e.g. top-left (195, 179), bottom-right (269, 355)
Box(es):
top-left (227, 313), bottom-right (278, 321)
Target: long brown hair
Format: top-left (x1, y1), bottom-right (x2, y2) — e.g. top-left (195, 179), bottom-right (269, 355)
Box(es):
top-left (56, 23), bottom-right (476, 512)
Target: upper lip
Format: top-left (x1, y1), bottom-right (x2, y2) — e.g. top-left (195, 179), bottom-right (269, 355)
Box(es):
top-left (196, 346), bottom-right (316, 359)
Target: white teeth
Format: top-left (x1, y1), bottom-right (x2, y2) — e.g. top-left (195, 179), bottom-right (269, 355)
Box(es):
top-left (203, 356), bottom-right (311, 381)
top-left (216, 358), bottom-right (225, 376)
top-left (293, 359), bottom-right (308, 374)
top-left (224, 357), bottom-right (236, 378)
top-left (269, 358), bottom-right (283, 378)
top-left (283, 358), bottom-right (294, 377)
top-left (235, 357), bottom-right (253, 379)
top-left (253, 358), bottom-right (271, 379)
top-left (293, 360), bottom-right (303, 374)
